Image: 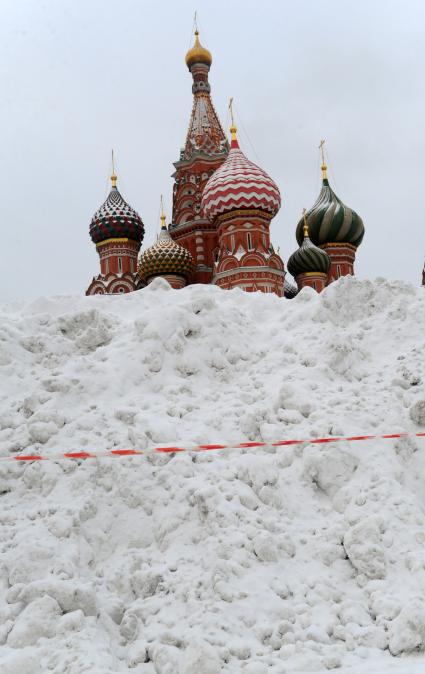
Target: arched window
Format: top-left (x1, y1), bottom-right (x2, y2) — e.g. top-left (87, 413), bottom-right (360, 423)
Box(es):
top-left (118, 257), bottom-right (122, 273)
top-left (336, 264), bottom-right (341, 278)
top-left (247, 233), bottom-right (253, 250)
top-left (230, 234), bottom-right (235, 251)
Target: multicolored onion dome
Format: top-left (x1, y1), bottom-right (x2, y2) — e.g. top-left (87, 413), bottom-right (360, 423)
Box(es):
top-left (295, 172), bottom-right (364, 248)
top-left (138, 220), bottom-right (195, 283)
top-left (89, 175), bottom-right (144, 245)
top-left (185, 30), bottom-right (212, 68)
top-left (201, 127), bottom-right (281, 221)
top-left (288, 222), bottom-right (331, 277)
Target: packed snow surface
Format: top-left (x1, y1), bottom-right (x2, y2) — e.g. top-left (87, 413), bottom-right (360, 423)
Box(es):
top-left (1, 276), bottom-right (425, 673)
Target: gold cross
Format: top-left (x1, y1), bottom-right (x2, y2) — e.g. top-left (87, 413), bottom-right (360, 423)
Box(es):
top-left (319, 139), bottom-right (326, 166)
top-left (228, 97), bottom-right (235, 127)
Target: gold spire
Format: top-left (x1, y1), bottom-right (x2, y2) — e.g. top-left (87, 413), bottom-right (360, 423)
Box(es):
top-left (111, 149), bottom-right (117, 188)
top-left (160, 194), bottom-right (167, 230)
top-left (319, 139), bottom-right (328, 180)
top-left (302, 208), bottom-right (309, 238)
top-left (185, 25), bottom-right (212, 68)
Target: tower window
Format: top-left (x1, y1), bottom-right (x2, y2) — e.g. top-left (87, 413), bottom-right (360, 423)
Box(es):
top-left (336, 264), bottom-right (341, 278)
top-left (105, 258), bottom-right (109, 274)
top-left (118, 257), bottom-right (122, 272)
top-left (230, 235), bottom-right (235, 251)
top-left (130, 259), bottom-right (134, 272)
top-left (247, 233), bottom-right (253, 250)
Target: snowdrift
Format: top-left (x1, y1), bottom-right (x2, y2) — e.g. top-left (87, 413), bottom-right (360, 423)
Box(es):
top-left (1, 277), bottom-right (425, 673)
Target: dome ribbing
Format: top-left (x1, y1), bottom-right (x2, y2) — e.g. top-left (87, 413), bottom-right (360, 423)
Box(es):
top-left (295, 177), bottom-right (364, 248)
top-left (288, 225), bottom-right (331, 277)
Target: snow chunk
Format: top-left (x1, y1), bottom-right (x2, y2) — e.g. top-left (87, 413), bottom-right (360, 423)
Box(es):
top-left (410, 399), bottom-right (425, 426)
top-left (343, 517), bottom-right (386, 579)
top-left (180, 638), bottom-right (221, 674)
top-left (303, 447), bottom-right (358, 497)
top-left (7, 595), bottom-right (61, 647)
top-left (8, 579), bottom-right (96, 616)
top-left (389, 600), bottom-right (425, 655)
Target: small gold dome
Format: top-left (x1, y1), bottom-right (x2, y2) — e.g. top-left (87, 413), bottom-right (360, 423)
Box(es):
top-left (185, 30), bottom-right (212, 68)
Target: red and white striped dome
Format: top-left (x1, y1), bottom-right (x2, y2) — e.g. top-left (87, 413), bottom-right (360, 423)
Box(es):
top-left (201, 135), bottom-right (281, 221)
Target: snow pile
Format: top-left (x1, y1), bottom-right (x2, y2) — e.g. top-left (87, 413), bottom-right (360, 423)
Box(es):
top-left (0, 276), bottom-right (425, 673)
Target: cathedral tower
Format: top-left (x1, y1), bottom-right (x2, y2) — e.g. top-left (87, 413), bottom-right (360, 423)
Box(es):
top-left (295, 142), bottom-right (364, 284)
top-left (86, 162), bottom-right (144, 295)
top-left (169, 29), bottom-right (229, 283)
top-left (138, 199), bottom-right (195, 289)
top-left (287, 212), bottom-right (330, 292)
top-left (201, 116), bottom-right (285, 296)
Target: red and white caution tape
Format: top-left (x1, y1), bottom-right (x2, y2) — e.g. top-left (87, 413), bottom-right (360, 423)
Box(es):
top-left (1, 431), bottom-right (424, 463)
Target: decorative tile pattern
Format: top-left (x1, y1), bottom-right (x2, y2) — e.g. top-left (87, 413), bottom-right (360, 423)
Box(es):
top-left (90, 187), bottom-right (144, 245)
top-left (138, 228), bottom-right (195, 282)
top-left (202, 148), bottom-right (281, 221)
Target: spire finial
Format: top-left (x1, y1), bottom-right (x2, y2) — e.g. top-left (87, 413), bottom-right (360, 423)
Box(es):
top-left (302, 208), bottom-right (309, 238)
top-left (319, 139), bottom-right (328, 180)
top-left (185, 15), bottom-right (212, 68)
top-left (111, 149), bottom-right (117, 188)
top-left (160, 194), bottom-right (167, 230)
top-left (229, 97), bottom-right (239, 148)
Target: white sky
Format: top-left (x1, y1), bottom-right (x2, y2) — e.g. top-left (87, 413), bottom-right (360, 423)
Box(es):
top-left (1, 0), bottom-right (424, 301)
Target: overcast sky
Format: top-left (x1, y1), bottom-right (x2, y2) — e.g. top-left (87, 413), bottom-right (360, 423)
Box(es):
top-left (1, 0), bottom-right (424, 301)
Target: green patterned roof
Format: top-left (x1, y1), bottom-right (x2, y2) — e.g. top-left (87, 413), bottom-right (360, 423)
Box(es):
top-left (287, 229), bottom-right (331, 277)
top-left (138, 226), bottom-right (195, 283)
top-left (295, 178), bottom-right (364, 248)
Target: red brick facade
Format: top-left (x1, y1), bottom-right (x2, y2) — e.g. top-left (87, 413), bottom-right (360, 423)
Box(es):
top-left (321, 242), bottom-right (357, 284)
top-left (214, 210), bottom-right (284, 295)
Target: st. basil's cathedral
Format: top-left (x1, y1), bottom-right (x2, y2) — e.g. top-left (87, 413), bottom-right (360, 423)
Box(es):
top-left (87, 29), bottom-right (383, 297)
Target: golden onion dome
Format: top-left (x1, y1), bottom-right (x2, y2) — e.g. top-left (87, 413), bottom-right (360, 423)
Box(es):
top-left (138, 219), bottom-right (195, 283)
top-left (185, 30), bottom-right (212, 68)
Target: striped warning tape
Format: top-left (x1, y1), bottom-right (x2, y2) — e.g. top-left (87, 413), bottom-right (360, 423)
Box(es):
top-left (1, 431), bottom-right (424, 462)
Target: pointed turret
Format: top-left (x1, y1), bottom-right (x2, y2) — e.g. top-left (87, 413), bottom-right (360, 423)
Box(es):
top-left (182, 29), bottom-right (228, 159)
top-left (170, 24), bottom-right (229, 284)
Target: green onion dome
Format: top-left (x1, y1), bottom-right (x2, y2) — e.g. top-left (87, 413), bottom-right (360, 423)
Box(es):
top-left (89, 174), bottom-right (144, 245)
top-left (138, 221), bottom-right (195, 283)
top-left (295, 172), bottom-right (364, 248)
top-left (288, 222), bottom-right (331, 277)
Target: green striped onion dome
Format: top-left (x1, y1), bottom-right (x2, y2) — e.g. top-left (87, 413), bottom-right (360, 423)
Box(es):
top-left (90, 185), bottom-right (144, 245)
top-left (287, 228), bottom-right (331, 277)
top-left (138, 226), bottom-right (195, 283)
top-left (295, 177), bottom-right (364, 248)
